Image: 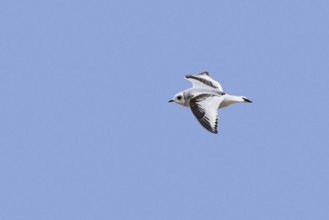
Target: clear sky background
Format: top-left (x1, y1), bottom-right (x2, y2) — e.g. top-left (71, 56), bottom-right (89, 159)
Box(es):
top-left (1, 0), bottom-right (328, 219)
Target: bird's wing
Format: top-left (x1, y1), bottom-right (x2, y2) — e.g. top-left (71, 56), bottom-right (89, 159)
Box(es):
top-left (185, 72), bottom-right (223, 92)
top-left (189, 94), bottom-right (224, 134)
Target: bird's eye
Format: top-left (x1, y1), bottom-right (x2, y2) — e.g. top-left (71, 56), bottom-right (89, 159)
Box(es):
top-left (177, 96), bottom-right (182, 100)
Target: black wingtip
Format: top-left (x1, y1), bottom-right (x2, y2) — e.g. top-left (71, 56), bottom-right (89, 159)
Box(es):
top-left (203, 127), bottom-right (218, 134)
top-left (207, 127), bottom-right (218, 134)
top-left (198, 71), bottom-right (209, 76)
top-left (186, 72), bottom-right (209, 78)
top-left (243, 98), bottom-right (252, 103)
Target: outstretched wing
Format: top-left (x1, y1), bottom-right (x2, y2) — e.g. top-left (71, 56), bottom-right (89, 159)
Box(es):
top-left (189, 94), bottom-right (224, 134)
top-left (185, 72), bottom-right (223, 92)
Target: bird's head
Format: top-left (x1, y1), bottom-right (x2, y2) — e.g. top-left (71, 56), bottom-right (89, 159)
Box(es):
top-left (169, 92), bottom-right (186, 106)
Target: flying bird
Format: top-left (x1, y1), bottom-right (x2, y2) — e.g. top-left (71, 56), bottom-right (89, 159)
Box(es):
top-left (169, 72), bottom-right (252, 134)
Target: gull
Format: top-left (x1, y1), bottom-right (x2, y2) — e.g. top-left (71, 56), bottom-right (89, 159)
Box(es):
top-left (169, 72), bottom-right (252, 134)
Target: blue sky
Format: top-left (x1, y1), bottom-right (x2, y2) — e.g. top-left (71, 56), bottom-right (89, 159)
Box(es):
top-left (1, 0), bottom-right (328, 219)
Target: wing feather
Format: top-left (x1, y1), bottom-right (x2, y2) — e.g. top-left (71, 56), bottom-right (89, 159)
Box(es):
top-left (189, 94), bottom-right (224, 134)
top-left (185, 72), bottom-right (223, 92)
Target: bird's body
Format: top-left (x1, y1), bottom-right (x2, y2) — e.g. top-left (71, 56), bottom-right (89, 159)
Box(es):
top-left (169, 72), bottom-right (252, 134)
top-left (179, 87), bottom-right (222, 107)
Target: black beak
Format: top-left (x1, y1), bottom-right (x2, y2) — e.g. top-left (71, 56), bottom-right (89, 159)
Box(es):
top-left (168, 100), bottom-right (174, 103)
top-left (243, 98), bottom-right (252, 103)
